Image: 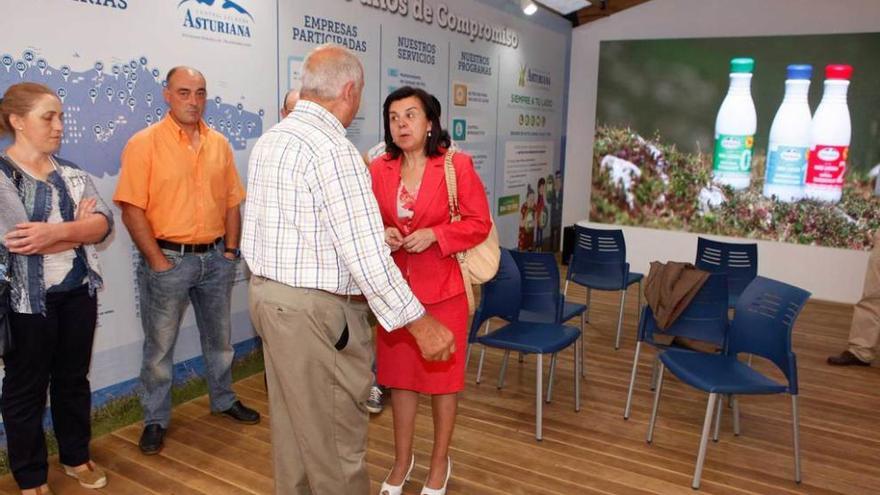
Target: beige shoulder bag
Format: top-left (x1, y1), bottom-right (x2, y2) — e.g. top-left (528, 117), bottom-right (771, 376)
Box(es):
top-left (443, 149), bottom-right (501, 312)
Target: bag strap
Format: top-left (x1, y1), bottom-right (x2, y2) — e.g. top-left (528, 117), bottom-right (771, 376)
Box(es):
top-left (442, 149), bottom-right (460, 222)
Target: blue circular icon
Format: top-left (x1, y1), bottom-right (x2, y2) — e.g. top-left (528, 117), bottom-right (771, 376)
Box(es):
top-left (37, 59), bottom-right (47, 70)
top-left (60, 65), bottom-right (70, 77)
top-left (130, 72), bottom-right (138, 82)
top-left (89, 88), bottom-right (98, 98)
top-left (108, 121), bottom-right (116, 130)
top-left (139, 56), bottom-right (148, 66)
top-left (214, 96), bottom-right (222, 105)
top-left (117, 90), bottom-right (126, 100)
top-left (23, 50), bottom-right (34, 62)
top-left (155, 108), bottom-right (163, 117)
top-left (15, 61), bottom-right (26, 73)
top-left (2, 55), bottom-right (13, 67)
top-left (106, 87), bottom-right (114, 97)
top-left (127, 81), bottom-right (135, 92)
top-left (258, 109), bottom-right (264, 117)
top-left (161, 80), bottom-right (168, 88)
top-left (57, 87), bottom-right (67, 98)
top-left (236, 103), bottom-right (244, 111)
top-left (95, 61), bottom-right (104, 72)
top-left (93, 124), bottom-right (102, 135)
top-left (122, 65), bottom-right (130, 75)
top-left (152, 68), bottom-right (160, 78)
top-left (146, 114), bottom-right (153, 124)
top-left (112, 65), bottom-right (120, 75)
top-left (145, 93), bottom-right (153, 104)
top-left (208, 117), bottom-right (214, 126)
top-left (127, 97), bottom-right (136, 108)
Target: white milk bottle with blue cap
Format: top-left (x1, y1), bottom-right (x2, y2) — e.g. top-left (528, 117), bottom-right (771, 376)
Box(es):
top-left (804, 64), bottom-right (852, 203)
top-left (712, 57), bottom-right (757, 190)
top-left (763, 64), bottom-right (812, 202)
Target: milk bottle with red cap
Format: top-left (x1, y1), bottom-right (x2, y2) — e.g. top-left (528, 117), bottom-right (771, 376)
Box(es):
top-left (804, 64), bottom-right (852, 203)
top-left (763, 64), bottom-right (812, 202)
top-left (713, 57), bottom-right (757, 190)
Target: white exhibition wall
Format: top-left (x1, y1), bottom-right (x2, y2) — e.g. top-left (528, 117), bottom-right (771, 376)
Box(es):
top-left (564, 0), bottom-right (880, 303)
top-left (0, 0), bottom-right (571, 406)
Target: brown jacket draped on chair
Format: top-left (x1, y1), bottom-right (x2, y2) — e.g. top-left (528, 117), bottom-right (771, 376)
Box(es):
top-left (644, 261), bottom-right (710, 330)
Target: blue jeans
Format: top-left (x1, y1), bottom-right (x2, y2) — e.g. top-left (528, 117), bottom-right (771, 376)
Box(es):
top-left (137, 245), bottom-right (238, 427)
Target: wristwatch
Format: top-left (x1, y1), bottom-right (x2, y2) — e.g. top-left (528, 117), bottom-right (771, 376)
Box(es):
top-left (224, 247), bottom-right (241, 259)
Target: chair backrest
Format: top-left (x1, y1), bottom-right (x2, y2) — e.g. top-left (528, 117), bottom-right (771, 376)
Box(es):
top-left (509, 250), bottom-right (562, 321)
top-left (468, 248), bottom-right (521, 344)
top-left (639, 272), bottom-right (729, 347)
top-left (567, 225), bottom-right (629, 286)
top-left (695, 237), bottom-right (758, 302)
top-left (728, 276), bottom-right (811, 393)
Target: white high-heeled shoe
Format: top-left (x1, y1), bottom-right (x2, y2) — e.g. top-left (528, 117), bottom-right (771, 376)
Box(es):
top-left (379, 454), bottom-right (415, 495)
top-left (420, 457), bottom-right (452, 495)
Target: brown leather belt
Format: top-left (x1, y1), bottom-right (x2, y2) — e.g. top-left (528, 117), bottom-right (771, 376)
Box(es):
top-left (321, 290), bottom-right (368, 303)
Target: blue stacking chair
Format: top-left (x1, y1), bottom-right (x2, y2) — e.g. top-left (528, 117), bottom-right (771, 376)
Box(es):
top-left (505, 251), bottom-right (587, 401)
top-left (564, 225), bottom-right (644, 351)
top-left (695, 237), bottom-right (758, 308)
top-left (646, 277), bottom-right (811, 489)
top-left (623, 273), bottom-right (729, 420)
top-left (468, 249), bottom-right (582, 440)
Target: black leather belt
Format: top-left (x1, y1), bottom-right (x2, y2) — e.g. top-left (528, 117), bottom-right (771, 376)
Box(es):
top-left (157, 237), bottom-right (222, 254)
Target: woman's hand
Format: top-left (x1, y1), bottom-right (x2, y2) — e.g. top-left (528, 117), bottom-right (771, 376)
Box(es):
top-left (403, 228), bottom-right (436, 253)
top-left (385, 227), bottom-right (404, 252)
top-left (4, 222), bottom-right (64, 255)
top-left (76, 197), bottom-right (97, 220)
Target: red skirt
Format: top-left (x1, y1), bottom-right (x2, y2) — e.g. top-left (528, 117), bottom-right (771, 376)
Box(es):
top-left (376, 292), bottom-right (469, 394)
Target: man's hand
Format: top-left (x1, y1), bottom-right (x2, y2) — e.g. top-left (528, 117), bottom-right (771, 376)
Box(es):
top-left (385, 227), bottom-right (404, 252)
top-left (407, 314), bottom-right (455, 361)
top-left (402, 228), bottom-right (436, 254)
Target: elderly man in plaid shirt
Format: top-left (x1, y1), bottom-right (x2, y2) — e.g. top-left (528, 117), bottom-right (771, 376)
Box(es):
top-left (242, 44), bottom-right (455, 495)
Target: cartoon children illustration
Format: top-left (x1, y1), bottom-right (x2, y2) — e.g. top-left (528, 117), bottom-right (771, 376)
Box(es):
top-left (519, 185), bottom-right (536, 251)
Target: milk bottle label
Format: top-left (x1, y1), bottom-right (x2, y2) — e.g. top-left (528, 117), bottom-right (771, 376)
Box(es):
top-left (713, 134), bottom-right (754, 176)
top-left (766, 145), bottom-right (808, 186)
top-left (805, 145), bottom-right (848, 186)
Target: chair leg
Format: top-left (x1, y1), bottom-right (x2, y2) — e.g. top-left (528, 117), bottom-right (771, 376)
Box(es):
top-left (712, 394), bottom-right (723, 442)
top-left (585, 288), bottom-right (592, 323)
top-left (646, 362), bottom-right (666, 444)
top-left (650, 355), bottom-right (659, 391)
top-left (732, 396), bottom-right (741, 436)
top-left (563, 279), bottom-right (570, 296)
top-left (580, 312), bottom-right (586, 378)
top-left (693, 393), bottom-right (719, 490)
top-left (574, 342), bottom-right (581, 412)
top-left (465, 343), bottom-right (471, 371)
top-left (623, 341), bottom-right (642, 420)
top-left (546, 353), bottom-right (558, 403)
top-left (792, 395), bottom-right (802, 483)
top-left (615, 289), bottom-right (627, 350)
top-left (498, 350), bottom-right (511, 389)
top-left (476, 346), bottom-right (487, 384)
top-left (536, 353), bottom-right (543, 441)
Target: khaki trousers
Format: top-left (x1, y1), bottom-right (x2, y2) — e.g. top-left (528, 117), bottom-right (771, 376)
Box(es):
top-left (249, 276), bottom-right (373, 495)
top-left (849, 237), bottom-right (880, 363)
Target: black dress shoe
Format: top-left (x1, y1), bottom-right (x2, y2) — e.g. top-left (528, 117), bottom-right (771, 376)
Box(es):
top-left (139, 424), bottom-right (166, 455)
top-left (827, 350), bottom-right (871, 366)
top-left (218, 400), bottom-right (261, 424)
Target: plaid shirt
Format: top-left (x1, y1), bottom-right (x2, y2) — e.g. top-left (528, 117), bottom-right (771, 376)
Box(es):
top-left (242, 100), bottom-right (425, 330)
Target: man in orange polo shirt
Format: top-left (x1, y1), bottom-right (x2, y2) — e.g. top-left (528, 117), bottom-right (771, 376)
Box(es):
top-left (114, 66), bottom-right (260, 456)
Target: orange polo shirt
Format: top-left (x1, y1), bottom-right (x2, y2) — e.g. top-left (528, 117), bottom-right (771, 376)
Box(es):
top-left (114, 115), bottom-right (245, 244)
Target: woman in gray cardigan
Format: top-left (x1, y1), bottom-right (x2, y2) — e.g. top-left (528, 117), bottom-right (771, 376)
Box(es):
top-left (0, 82), bottom-right (113, 495)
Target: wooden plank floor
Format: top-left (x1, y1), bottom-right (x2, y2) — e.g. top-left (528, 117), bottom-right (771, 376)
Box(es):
top-left (2, 281), bottom-right (879, 494)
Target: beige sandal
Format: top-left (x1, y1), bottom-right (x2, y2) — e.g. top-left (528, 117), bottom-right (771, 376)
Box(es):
top-left (62, 460), bottom-right (108, 489)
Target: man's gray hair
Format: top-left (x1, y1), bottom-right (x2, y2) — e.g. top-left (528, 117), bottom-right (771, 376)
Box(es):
top-left (300, 44), bottom-right (364, 101)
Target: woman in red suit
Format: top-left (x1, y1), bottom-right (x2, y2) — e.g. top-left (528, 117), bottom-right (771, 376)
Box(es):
top-left (370, 87), bottom-right (491, 495)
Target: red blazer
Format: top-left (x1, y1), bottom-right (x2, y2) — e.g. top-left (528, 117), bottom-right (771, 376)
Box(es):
top-left (369, 150), bottom-right (492, 304)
